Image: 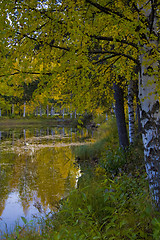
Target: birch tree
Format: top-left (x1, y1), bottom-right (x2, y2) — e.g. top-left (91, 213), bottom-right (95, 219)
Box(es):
top-left (138, 0), bottom-right (160, 208)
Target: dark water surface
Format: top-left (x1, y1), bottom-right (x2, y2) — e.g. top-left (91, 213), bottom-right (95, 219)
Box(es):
top-left (0, 124), bottom-right (93, 235)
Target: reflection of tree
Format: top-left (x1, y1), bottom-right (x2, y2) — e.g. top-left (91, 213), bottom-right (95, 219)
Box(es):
top-left (0, 152), bottom-right (16, 216)
top-left (34, 146), bottom-right (78, 210)
top-left (18, 155), bottom-right (34, 216)
top-left (4, 145), bottom-right (79, 214)
top-left (9, 153), bottom-right (37, 214)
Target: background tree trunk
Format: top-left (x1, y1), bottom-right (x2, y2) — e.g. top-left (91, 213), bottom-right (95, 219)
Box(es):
top-left (128, 79), bottom-right (135, 144)
top-left (51, 105), bottom-right (54, 116)
top-left (113, 82), bottom-right (129, 149)
top-left (39, 105), bottom-right (42, 117)
top-left (12, 104), bottom-right (14, 116)
top-left (135, 80), bottom-right (142, 134)
top-left (23, 102), bottom-right (26, 117)
top-left (46, 105), bottom-right (49, 117)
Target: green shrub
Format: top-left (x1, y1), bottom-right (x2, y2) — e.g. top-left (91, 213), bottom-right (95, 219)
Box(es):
top-left (39, 171), bottom-right (153, 240)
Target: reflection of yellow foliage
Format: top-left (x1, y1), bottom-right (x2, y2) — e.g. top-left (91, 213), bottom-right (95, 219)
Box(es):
top-left (35, 146), bottom-right (78, 210)
top-left (0, 201), bottom-right (5, 216)
top-left (7, 145), bottom-right (79, 212)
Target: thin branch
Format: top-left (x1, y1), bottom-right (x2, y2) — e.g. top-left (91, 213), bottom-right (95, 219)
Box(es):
top-left (86, 0), bottom-right (133, 22)
top-left (89, 49), bottom-right (140, 65)
top-left (132, 3), bottom-right (141, 13)
top-left (81, 56), bottom-right (121, 98)
top-left (17, 32), bottom-right (70, 51)
top-left (22, 3), bottom-right (54, 21)
top-left (0, 72), bottom-right (20, 78)
top-left (90, 35), bottom-right (139, 49)
top-left (0, 71), bottom-right (53, 78)
top-left (103, 56), bottom-right (121, 74)
top-left (94, 54), bottom-right (118, 64)
top-left (48, 42), bottom-right (70, 51)
top-left (139, 0), bottom-right (152, 10)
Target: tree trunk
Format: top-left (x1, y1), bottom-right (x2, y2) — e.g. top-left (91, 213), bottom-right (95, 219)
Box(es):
top-left (46, 105), bottom-right (49, 117)
top-left (74, 109), bottom-right (77, 119)
top-left (39, 105), bottom-right (42, 117)
top-left (139, 2), bottom-right (160, 208)
top-left (113, 82), bottom-right (129, 149)
top-left (23, 102), bottom-right (26, 118)
top-left (51, 105), bottom-right (54, 116)
top-left (62, 109), bottom-right (65, 119)
top-left (128, 79), bottom-right (135, 144)
top-left (35, 106), bottom-right (38, 116)
top-left (135, 80), bottom-right (142, 134)
top-left (12, 104), bottom-right (14, 116)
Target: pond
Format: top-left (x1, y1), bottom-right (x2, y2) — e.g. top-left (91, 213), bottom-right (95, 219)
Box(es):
top-left (0, 123), bottom-right (93, 236)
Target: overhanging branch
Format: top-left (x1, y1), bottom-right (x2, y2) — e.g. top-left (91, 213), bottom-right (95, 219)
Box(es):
top-left (94, 54), bottom-right (118, 64)
top-left (0, 70), bottom-right (53, 78)
top-left (90, 35), bottom-right (139, 50)
top-left (86, 0), bottom-right (133, 22)
top-left (17, 32), bottom-right (70, 51)
top-left (89, 49), bottom-right (140, 65)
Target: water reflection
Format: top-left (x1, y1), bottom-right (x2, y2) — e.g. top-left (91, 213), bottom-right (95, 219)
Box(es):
top-left (0, 126), bottom-right (92, 235)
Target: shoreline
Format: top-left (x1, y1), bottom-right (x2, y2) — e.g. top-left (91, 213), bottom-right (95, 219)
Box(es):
top-left (0, 117), bottom-right (77, 128)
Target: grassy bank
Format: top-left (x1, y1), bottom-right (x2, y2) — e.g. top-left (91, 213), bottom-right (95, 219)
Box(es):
top-left (2, 117), bottom-right (160, 239)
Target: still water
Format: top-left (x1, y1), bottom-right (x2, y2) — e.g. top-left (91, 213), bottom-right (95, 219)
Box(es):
top-left (0, 125), bottom-right (92, 235)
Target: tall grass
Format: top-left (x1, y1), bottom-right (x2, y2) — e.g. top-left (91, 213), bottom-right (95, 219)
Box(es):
top-left (74, 117), bottom-right (119, 163)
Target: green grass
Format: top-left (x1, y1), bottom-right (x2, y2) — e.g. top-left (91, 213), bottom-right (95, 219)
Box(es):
top-left (74, 117), bottom-right (119, 163)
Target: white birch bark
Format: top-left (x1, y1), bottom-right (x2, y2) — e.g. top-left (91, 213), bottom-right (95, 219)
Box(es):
top-left (12, 104), bottom-right (14, 115)
top-left (62, 109), bottom-right (65, 119)
top-left (35, 106), bottom-right (38, 116)
top-left (23, 102), bottom-right (26, 118)
top-left (128, 79), bottom-right (135, 143)
top-left (23, 129), bottom-right (26, 145)
top-left (39, 105), bottom-right (42, 117)
top-left (46, 105), bottom-right (49, 117)
top-left (106, 113), bottom-right (108, 121)
top-left (139, 2), bottom-right (160, 208)
top-left (51, 105), bottom-right (54, 116)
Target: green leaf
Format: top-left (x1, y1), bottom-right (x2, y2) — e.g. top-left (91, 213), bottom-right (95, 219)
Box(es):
top-left (21, 216), bottom-right (27, 225)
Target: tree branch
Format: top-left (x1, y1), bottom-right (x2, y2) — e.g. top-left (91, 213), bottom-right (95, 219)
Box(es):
top-left (86, 0), bottom-right (133, 22)
top-left (89, 49), bottom-right (140, 65)
top-left (94, 54), bottom-right (118, 64)
top-left (90, 35), bottom-right (139, 49)
top-left (17, 32), bottom-right (70, 51)
top-left (0, 71), bottom-right (53, 78)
